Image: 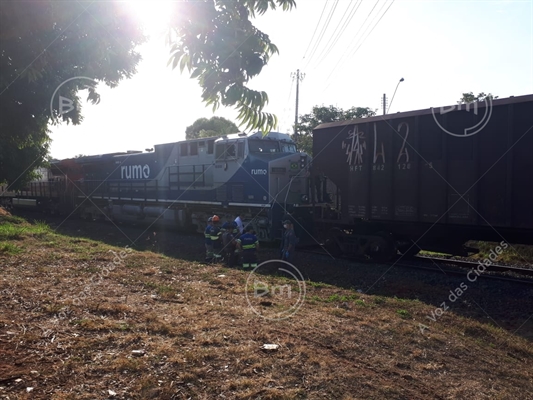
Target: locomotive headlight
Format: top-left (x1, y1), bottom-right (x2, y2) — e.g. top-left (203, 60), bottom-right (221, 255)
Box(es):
top-left (299, 155), bottom-right (307, 169)
top-left (301, 194), bottom-right (309, 203)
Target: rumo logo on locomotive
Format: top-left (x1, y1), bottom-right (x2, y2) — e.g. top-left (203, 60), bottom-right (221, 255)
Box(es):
top-left (120, 164), bottom-right (150, 179)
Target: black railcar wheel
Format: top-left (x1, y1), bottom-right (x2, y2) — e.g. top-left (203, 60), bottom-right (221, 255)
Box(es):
top-left (324, 228), bottom-right (343, 258)
top-left (366, 232), bottom-right (396, 262)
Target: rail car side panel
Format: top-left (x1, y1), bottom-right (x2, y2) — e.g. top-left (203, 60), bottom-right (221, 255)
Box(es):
top-left (313, 95), bottom-right (533, 245)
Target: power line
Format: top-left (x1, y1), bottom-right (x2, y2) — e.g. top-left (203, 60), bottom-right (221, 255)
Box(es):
top-left (301, 0), bottom-right (330, 61)
top-left (281, 77), bottom-right (295, 131)
top-left (311, 0), bottom-right (363, 70)
top-left (303, 0), bottom-right (340, 70)
top-left (321, 0), bottom-right (381, 83)
top-left (321, 0), bottom-right (395, 95)
top-left (286, 77), bottom-right (295, 105)
top-left (348, 0), bottom-right (395, 60)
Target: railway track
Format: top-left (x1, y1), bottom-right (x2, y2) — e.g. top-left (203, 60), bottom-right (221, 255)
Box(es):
top-left (414, 255), bottom-right (533, 277)
top-left (297, 246), bottom-right (533, 285)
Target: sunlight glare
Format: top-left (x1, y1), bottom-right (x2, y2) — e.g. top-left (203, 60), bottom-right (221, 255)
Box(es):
top-left (127, 1), bottom-right (173, 35)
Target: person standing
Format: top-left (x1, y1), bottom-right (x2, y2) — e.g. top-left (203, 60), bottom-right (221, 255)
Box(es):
top-left (210, 215), bottom-right (223, 262)
top-left (222, 221), bottom-right (239, 268)
top-left (204, 216), bottom-right (214, 263)
top-left (237, 225), bottom-right (259, 269)
top-left (234, 213), bottom-right (244, 235)
top-left (281, 220), bottom-right (298, 263)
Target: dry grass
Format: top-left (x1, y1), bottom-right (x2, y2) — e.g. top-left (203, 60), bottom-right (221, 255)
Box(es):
top-left (0, 212), bottom-right (532, 399)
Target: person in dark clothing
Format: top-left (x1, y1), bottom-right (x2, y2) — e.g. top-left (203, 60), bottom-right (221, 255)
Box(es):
top-left (222, 221), bottom-right (239, 268)
top-left (209, 215), bottom-right (223, 262)
top-left (204, 217), bottom-right (214, 262)
top-left (280, 220), bottom-right (298, 263)
top-left (237, 225), bottom-right (259, 269)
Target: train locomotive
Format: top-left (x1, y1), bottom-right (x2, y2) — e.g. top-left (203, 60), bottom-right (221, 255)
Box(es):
top-left (312, 94), bottom-right (533, 260)
top-left (1, 131), bottom-right (312, 241)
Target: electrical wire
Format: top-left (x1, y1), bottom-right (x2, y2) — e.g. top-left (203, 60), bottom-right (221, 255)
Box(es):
top-left (311, 0), bottom-right (363, 70)
top-left (323, 0), bottom-right (380, 81)
top-left (280, 76), bottom-right (295, 132)
top-left (302, 0), bottom-right (340, 70)
top-left (320, 0), bottom-right (395, 95)
top-left (301, 0), bottom-right (330, 61)
top-left (347, 0), bottom-right (394, 60)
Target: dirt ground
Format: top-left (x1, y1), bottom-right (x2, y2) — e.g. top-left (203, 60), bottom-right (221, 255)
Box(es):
top-left (1, 211), bottom-right (532, 399)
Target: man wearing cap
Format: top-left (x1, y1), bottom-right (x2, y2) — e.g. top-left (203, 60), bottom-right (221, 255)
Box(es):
top-left (237, 225), bottom-right (259, 269)
top-left (281, 220), bottom-right (298, 263)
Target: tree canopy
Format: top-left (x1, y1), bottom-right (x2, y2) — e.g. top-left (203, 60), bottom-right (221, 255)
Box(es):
top-left (167, 0), bottom-right (296, 134)
top-left (186, 116), bottom-right (239, 139)
top-left (0, 1), bottom-right (144, 188)
top-left (1, 0), bottom-right (295, 188)
top-left (294, 105), bottom-right (376, 155)
top-left (459, 92), bottom-right (498, 103)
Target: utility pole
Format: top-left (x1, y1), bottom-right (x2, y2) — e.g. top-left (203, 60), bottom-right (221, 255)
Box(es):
top-left (291, 69), bottom-right (305, 136)
top-left (382, 93), bottom-right (387, 115)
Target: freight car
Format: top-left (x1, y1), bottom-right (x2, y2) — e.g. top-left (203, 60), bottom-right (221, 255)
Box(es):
top-left (312, 94), bottom-right (533, 260)
top-left (1, 131), bottom-right (312, 241)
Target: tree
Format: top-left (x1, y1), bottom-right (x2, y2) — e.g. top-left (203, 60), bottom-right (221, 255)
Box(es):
top-left (168, 0), bottom-right (296, 134)
top-left (1, 1), bottom-right (294, 187)
top-left (0, 1), bottom-right (144, 188)
top-left (294, 105), bottom-right (376, 154)
top-left (185, 116), bottom-right (239, 139)
top-left (459, 92), bottom-right (498, 104)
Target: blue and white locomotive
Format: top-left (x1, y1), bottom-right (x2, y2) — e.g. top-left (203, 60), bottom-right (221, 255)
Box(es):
top-left (71, 131), bottom-right (311, 240)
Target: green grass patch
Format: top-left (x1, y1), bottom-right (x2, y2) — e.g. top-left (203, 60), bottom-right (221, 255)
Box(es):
top-left (396, 309), bottom-right (411, 319)
top-left (312, 293), bottom-right (361, 303)
top-left (306, 280), bottom-right (330, 288)
top-left (0, 218), bottom-right (52, 241)
top-left (0, 242), bottom-right (22, 255)
top-left (0, 224), bottom-right (27, 240)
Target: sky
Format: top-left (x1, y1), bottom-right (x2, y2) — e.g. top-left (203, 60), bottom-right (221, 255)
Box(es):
top-left (49, 0), bottom-right (533, 159)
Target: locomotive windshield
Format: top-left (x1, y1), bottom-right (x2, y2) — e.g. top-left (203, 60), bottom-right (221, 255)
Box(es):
top-left (248, 139), bottom-right (297, 153)
top-left (280, 143), bottom-right (296, 153)
top-left (248, 139), bottom-right (279, 153)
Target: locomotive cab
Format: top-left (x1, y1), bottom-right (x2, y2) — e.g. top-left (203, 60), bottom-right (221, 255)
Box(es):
top-left (212, 131), bottom-right (312, 240)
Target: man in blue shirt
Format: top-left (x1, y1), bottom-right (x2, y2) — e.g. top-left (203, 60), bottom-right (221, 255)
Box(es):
top-left (237, 225), bottom-right (259, 269)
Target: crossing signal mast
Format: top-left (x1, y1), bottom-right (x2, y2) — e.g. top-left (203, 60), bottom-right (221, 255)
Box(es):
top-left (291, 69), bottom-right (305, 137)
